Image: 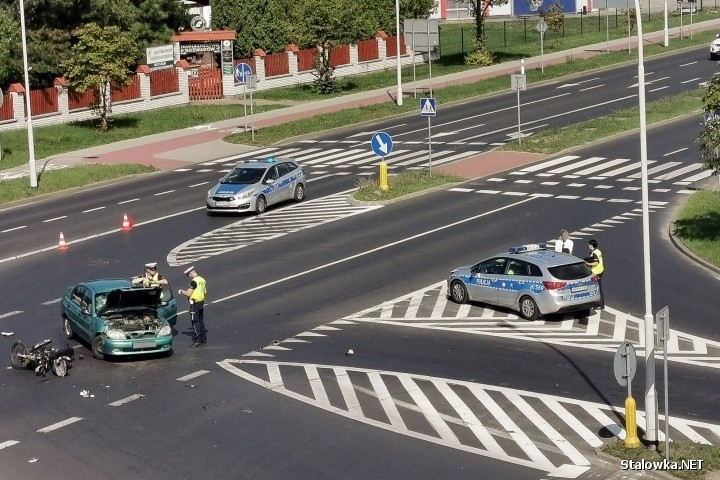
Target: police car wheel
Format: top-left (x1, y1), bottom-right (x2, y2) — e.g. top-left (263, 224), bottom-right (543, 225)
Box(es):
top-left (294, 184), bottom-right (305, 202)
top-left (450, 281), bottom-right (468, 304)
top-left (519, 296), bottom-right (539, 321)
top-left (256, 196), bottom-right (267, 214)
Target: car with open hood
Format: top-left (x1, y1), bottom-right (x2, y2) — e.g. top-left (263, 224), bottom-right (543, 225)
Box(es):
top-left (205, 157), bottom-right (307, 215)
top-left (60, 279), bottom-right (177, 360)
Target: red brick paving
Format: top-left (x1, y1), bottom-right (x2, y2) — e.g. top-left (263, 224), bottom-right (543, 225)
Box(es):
top-left (436, 150), bottom-right (548, 180)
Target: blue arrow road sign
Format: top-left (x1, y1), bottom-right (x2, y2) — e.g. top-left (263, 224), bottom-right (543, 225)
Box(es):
top-left (371, 131), bottom-right (393, 157)
top-left (235, 63), bottom-right (253, 83)
top-left (420, 97), bottom-right (436, 117)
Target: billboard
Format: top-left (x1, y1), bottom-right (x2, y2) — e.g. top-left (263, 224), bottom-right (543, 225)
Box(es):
top-left (513, 0), bottom-right (575, 15)
top-left (146, 45), bottom-right (174, 71)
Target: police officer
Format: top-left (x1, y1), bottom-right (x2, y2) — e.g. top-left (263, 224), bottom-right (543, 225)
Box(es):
top-left (585, 239), bottom-right (604, 309)
top-left (179, 266), bottom-right (207, 347)
top-left (555, 229), bottom-right (574, 254)
top-left (132, 262), bottom-right (169, 288)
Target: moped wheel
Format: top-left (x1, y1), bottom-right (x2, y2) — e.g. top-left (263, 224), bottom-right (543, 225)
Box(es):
top-left (10, 341), bottom-right (30, 369)
top-left (52, 358), bottom-right (68, 377)
top-left (92, 336), bottom-right (106, 360)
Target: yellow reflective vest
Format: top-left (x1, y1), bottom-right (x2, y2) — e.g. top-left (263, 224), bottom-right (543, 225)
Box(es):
top-left (190, 276), bottom-right (207, 302)
top-left (590, 249), bottom-right (604, 275)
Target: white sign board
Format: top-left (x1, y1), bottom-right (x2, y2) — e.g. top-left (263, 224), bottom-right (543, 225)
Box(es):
top-left (404, 19), bottom-right (440, 53)
top-left (146, 45), bottom-right (174, 71)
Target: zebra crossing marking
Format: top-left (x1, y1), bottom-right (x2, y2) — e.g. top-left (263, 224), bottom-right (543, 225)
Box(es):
top-left (166, 192), bottom-right (382, 266)
top-left (343, 281), bottom-right (720, 370)
top-left (218, 359), bottom-right (720, 478)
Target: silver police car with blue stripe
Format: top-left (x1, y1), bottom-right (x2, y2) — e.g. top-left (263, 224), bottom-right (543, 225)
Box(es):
top-left (447, 243), bottom-right (601, 320)
top-left (206, 157), bottom-right (307, 215)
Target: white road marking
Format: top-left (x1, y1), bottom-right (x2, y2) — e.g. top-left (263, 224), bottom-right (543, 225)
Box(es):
top-left (1, 225), bottom-right (27, 233)
top-left (108, 394), bottom-right (145, 406)
top-left (43, 216), bottom-right (67, 223)
top-left (0, 310), bottom-right (22, 319)
top-left (189, 181), bottom-right (210, 188)
top-left (41, 298), bottom-right (61, 305)
top-left (37, 417), bottom-right (83, 433)
top-left (0, 440), bottom-right (19, 450)
top-left (81, 206), bottom-right (106, 213)
top-left (154, 190), bottom-right (175, 196)
top-left (117, 198), bottom-right (139, 204)
top-left (176, 370), bottom-right (210, 381)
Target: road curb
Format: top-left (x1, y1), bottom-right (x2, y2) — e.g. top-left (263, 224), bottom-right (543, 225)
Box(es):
top-left (668, 210), bottom-right (720, 277)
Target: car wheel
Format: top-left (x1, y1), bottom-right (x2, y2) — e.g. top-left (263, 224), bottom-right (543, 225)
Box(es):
top-left (256, 195), bottom-right (267, 214)
top-left (92, 335), bottom-right (106, 360)
top-left (10, 341), bottom-right (30, 369)
top-left (293, 184), bottom-right (305, 202)
top-left (52, 358), bottom-right (68, 377)
top-left (450, 281), bottom-right (468, 304)
top-left (62, 316), bottom-right (75, 340)
top-left (519, 296), bottom-right (539, 321)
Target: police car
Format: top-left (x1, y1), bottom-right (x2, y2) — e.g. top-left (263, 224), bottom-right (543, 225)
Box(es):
top-left (711, 34), bottom-right (720, 60)
top-left (447, 243), bottom-right (601, 320)
top-left (206, 157), bottom-right (307, 215)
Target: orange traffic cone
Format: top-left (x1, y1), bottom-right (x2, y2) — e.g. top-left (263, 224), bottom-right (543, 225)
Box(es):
top-left (57, 232), bottom-right (68, 250)
top-left (121, 213), bottom-right (134, 231)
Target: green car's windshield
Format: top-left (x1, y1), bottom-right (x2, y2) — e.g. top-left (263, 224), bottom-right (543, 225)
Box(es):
top-left (221, 168), bottom-right (265, 185)
top-left (95, 293), bottom-right (107, 311)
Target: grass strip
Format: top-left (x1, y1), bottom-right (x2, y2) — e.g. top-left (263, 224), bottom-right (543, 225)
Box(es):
top-left (602, 440), bottom-right (720, 480)
top-left (0, 103), bottom-right (285, 171)
top-left (675, 190), bottom-right (720, 267)
top-left (353, 170), bottom-right (466, 201)
top-left (0, 164), bottom-right (157, 204)
top-left (226, 32), bottom-right (716, 147)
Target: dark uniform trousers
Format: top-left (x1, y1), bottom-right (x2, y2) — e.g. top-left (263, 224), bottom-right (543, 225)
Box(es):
top-left (189, 300), bottom-right (206, 343)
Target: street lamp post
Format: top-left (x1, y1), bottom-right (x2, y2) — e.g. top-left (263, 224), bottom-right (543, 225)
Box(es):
top-left (631, 0), bottom-right (659, 448)
top-left (664, 0), bottom-right (669, 47)
top-left (395, 0), bottom-right (403, 106)
top-left (19, 0), bottom-right (38, 188)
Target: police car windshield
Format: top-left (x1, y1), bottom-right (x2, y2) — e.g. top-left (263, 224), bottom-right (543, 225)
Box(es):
top-left (548, 262), bottom-right (592, 280)
top-left (221, 168), bottom-right (265, 185)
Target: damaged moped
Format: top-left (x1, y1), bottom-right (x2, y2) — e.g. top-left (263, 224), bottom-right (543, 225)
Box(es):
top-left (10, 339), bottom-right (75, 377)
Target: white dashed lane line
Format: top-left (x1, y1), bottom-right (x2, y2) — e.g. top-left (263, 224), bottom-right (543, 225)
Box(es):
top-left (189, 182), bottom-right (209, 188)
top-left (82, 206), bottom-right (106, 213)
top-left (1, 226), bottom-right (27, 233)
top-left (108, 394), bottom-right (145, 407)
top-left (37, 417), bottom-right (83, 433)
top-left (154, 190), bottom-right (175, 196)
top-left (177, 370), bottom-right (210, 382)
top-left (42, 216), bottom-right (67, 223)
top-left (41, 298), bottom-right (61, 305)
top-left (0, 440), bottom-right (19, 450)
top-left (0, 310), bottom-right (22, 319)
top-left (117, 198), bottom-right (139, 204)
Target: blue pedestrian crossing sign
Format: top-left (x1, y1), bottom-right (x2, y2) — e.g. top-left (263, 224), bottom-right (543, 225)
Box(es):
top-left (370, 131), bottom-right (393, 157)
top-left (235, 63), bottom-right (253, 83)
top-left (420, 97), bottom-right (436, 117)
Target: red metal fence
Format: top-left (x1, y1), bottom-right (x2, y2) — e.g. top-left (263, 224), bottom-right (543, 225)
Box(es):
top-left (264, 52), bottom-right (289, 77)
top-left (69, 88), bottom-right (96, 110)
top-left (329, 45), bottom-right (350, 67)
top-left (111, 77), bottom-right (141, 103)
top-left (385, 35), bottom-right (407, 57)
top-left (357, 39), bottom-right (379, 62)
top-left (188, 68), bottom-right (222, 100)
top-left (0, 93), bottom-right (12, 121)
top-left (149, 69), bottom-right (179, 96)
top-left (297, 48), bottom-right (317, 72)
top-left (28, 87), bottom-right (58, 116)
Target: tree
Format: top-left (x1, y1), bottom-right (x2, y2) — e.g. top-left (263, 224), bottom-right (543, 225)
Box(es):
top-left (697, 73), bottom-right (720, 188)
top-left (0, 6), bottom-right (22, 89)
top-left (468, 0), bottom-right (510, 47)
top-left (543, 0), bottom-right (564, 48)
top-left (62, 23), bottom-right (137, 131)
top-left (292, 0), bottom-right (371, 93)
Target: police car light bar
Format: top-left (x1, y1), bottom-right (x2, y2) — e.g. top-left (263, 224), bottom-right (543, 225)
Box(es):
top-left (265, 157), bottom-right (276, 163)
top-left (509, 243), bottom-right (548, 254)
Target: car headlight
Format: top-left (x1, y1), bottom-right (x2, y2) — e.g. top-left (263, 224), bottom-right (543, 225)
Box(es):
top-left (106, 329), bottom-right (125, 340)
top-left (157, 326), bottom-right (171, 337)
top-left (238, 189), bottom-right (254, 199)
top-left (449, 270), bottom-right (458, 276)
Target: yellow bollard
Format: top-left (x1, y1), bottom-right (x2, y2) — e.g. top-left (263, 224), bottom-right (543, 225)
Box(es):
top-left (379, 161), bottom-right (389, 192)
top-left (624, 396), bottom-right (641, 448)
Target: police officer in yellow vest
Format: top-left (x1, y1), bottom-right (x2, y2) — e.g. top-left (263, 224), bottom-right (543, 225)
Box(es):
top-left (132, 263), bottom-right (169, 289)
top-left (585, 239), bottom-right (605, 310)
top-left (179, 266), bottom-right (207, 347)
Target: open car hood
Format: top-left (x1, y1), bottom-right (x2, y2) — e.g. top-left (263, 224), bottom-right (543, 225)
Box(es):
top-left (99, 287), bottom-right (162, 314)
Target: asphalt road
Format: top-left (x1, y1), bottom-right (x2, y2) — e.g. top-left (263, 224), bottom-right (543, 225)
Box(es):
top-left (2, 49), bottom-right (720, 480)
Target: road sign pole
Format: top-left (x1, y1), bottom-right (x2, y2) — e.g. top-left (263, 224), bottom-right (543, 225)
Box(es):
top-left (412, 35), bottom-right (417, 99)
top-left (243, 84), bottom-right (247, 131)
top-left (540, 32), bottom-right (544, 74)
top-left (250, 79), bottom-right (255, 142)
top-left (516, 86), bottom-right (522, 147)
top-left (657, 307), bottom-right (670, 461)
top-left (428, 116), bottom-right (432, 174)
top-left (606, 0), bottom-right (610, 53)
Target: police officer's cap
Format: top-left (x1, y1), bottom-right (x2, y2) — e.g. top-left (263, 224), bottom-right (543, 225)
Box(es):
top-left (183, 265), bottom-right (195, 276)
top-left (145, 262), bottom-right (158, 269)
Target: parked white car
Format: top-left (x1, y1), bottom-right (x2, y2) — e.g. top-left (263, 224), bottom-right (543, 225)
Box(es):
top-left (710, 34), bottom-right (720, 60)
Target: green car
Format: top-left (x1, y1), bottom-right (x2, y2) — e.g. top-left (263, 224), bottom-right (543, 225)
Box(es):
top-left (60, 279), bottom-right (177, 360)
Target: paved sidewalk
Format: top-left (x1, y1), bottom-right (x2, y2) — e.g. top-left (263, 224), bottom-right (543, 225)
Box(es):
top-left (2, 18), bottom-right (719, 183)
